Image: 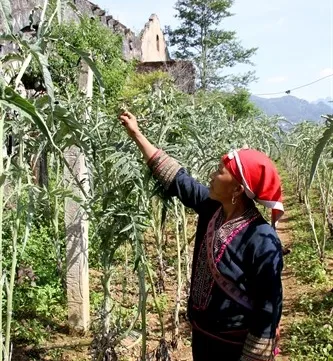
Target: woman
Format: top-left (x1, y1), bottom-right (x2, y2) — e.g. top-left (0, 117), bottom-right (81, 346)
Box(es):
top-left (119, 111), bottom-right (283, 361)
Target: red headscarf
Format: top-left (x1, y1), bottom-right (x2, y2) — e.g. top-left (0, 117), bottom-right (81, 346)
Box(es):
top-left (222, 149), bottom-right (284, 227)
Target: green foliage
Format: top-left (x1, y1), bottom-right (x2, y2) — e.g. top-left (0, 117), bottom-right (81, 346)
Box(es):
top-left (16, 224), bottom-right (64, 285)
top-left (287, 242), bottom-right (328, 284)
top-left (0, 0), bottom-right (298, 356)
top-left (12, 318), bottom-right (50, 344)
top-left (286, 318), bottom-right (333, 361)
top-left (282, 120), bottom-right (333, 261)
top-left (279, 168), bottom-right (333, 361)
top-left (308, 115), bottom-right (333, 188)
top-left (196, 88), bottom-right (259, 120)
top-left (219, 89), bottom-right (260, 119)
top-left (165, 0), bottom-right (257, 89)
top-left (0, 0), bottom-right (13, 34)
top-left (296, 292), bottom-right (333, 315)
top-left (120, 71), bottom-right (171, 103)
top-left (50, 16), bottom-right (132, 107)
top-left (9, 224), bottom-right (66, 344)
top-left (0, 83), bottom-right (55, 147)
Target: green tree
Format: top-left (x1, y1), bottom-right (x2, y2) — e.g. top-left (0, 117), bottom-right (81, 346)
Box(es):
top-left (50, 17), bottom-right (132, 109)
top-left (165, 0), bottom-right (257, 90)
top-left (219, 89), bottom-right (260, 119)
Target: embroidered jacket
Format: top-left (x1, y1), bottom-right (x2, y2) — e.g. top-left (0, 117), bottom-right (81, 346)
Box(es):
top-left (148, 150), bottom-right (283, 361)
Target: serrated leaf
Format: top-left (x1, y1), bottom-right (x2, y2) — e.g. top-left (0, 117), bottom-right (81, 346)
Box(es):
top-left (0, 172), bottom-right (7, 186)
top-left (119, 223), bottom-right (133, 234)
top-left (65, 43), bottom-right (105, 94)
top-left (0, 53), bottom-right (24, 65)
top-left (0, 34), bottom-right (15, 42)
top-left (14, 53), bottom-right (32, 90)
top-left (0, 86), bottom-right (57, 150)
top-left (0, 0), bottom-right (13, 34)
top-left (57, 0), bottom-right (65, 24)
top-left (308, 117), bottom-right (333, 189)
top-left (31, 50), bottom-right (55, 105)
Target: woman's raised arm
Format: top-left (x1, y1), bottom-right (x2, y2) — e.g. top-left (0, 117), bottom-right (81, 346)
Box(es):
top-left (119, 111), bottom-right (158, 161)
top-left (119, 111), bottom-right (212, 213)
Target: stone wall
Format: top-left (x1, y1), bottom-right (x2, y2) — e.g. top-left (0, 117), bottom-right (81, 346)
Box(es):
top-left (140, 14), bottom-right (169, 62)
top-left (137, 60), bottom-right (195, 94)
top-left (0, 0), bottom-right (195, 92)
top-left (0, 1), bottom-right (170, 62)
top-left (0, 0), bottom-right (40, 33)
top-left (0, 0), bottom-right (142, 60)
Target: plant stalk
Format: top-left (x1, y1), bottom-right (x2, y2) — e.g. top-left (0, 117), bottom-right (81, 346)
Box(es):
top-left (180, 203), bottom-right (191, 294)
top-left (5, 131), bottom-right (24, 358)
top-left (172, 200), bottom-right (182, 349)
top-left (0, 111), bottom-right (5, 361)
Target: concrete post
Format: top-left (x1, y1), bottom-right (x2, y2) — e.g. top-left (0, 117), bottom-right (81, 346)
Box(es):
top-left (64, 60), bottom-right (92, 334)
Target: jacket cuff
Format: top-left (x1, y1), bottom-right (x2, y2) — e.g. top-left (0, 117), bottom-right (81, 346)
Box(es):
top-left (147, 149), bottom-right (181, 190)
top-left (240, 333), bottom-right (275, 361)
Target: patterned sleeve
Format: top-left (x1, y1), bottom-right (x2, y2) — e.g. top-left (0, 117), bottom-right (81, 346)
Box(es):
top-left (147, 149), bottom-right (182, 190)
top-left (147, 149), bottom-right (210, 213)
top-left (241, 334), bottom-right (278, 361)
top-left (241, 229), bottom-right (283, 361)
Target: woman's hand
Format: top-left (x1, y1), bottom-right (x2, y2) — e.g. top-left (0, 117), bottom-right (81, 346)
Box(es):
top-left (119, 111), bottom-right (141, 139)
top-left (119, 111), bottom-right (157, 161)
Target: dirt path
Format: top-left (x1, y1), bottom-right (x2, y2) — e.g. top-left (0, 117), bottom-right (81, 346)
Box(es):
top-left (276, 212), bottom-right (311, 361)
top-left (276, 214), bottom-right (294, 361)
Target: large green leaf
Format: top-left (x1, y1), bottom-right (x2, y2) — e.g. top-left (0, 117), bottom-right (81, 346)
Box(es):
top-left (28, 44), bottom-right (55, 105)
top-left (0, 0), bottom-right (13, 34)
top-left (0, 53), bottom-right (24, 64)
top-left (14, 53), bottom-right (32, 89)
top-left (57, 0), bottom-right (65, 24)
top-left (308, 115), bottom-right (333, 189)
top-left (0, 86), bottom-right (56, 149)
top-left (35, 52), bottom-right (55, 104)
top-left (65, 43), bottom-right (105, 94)
top-left (0, 34), bottom-right (15, 42)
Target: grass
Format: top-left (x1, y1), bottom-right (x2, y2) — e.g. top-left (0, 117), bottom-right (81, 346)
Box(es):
top-left (279, 166), bottom-right (333, 361)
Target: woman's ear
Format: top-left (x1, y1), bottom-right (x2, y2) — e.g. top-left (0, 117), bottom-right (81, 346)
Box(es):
top-left (234, 184), bottom-right (245, 197)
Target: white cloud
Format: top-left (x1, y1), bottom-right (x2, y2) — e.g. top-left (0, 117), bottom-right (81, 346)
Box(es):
top-left (266, 76), bottom-right (288, 84)
top-left (319, 68), bottom-right (333, 77)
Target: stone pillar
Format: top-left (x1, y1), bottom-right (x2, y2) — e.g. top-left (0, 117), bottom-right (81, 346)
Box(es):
top-left (64, 60), bottom-right (92, 334)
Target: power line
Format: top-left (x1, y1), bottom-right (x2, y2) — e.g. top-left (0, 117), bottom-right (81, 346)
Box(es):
top-left (253, 73), bottom-right (333, 97)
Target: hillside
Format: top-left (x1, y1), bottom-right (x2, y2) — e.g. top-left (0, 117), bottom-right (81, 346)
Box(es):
top-left (251, 95), bottom-right (333, 123)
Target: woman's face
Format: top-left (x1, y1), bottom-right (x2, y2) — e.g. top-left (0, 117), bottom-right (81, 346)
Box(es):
top-left (209, 159), bottom-right (239, 203)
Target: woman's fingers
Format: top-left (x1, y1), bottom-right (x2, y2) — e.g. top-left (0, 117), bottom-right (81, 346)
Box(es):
top-left (119, 112), bottom-right (139, 138)
top-left (119, 114), bottom-right (129, 122)
top-left (120, 110), bottom-right (134, 120)
top-left (119, 113), bottom-right (132, 127)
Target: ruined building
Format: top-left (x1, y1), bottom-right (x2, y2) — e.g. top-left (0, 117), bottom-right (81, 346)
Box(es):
top-left (0, 0), bottom-right (195, 93)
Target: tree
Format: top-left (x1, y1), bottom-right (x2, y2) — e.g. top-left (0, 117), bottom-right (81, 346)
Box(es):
top-left (165, 0), bottom-right (257, 90)
top-left (219, 89), bottom-right (260, 119)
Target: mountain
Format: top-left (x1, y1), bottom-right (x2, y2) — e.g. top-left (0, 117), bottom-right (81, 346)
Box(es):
top-left (312, 97), bottom-right (333, 107)
top-left (250, 95), bottom-right (333, 123)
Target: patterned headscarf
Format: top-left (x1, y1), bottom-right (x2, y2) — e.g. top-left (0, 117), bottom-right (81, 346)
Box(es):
top-left (222, 149), bottom-right (284, 227)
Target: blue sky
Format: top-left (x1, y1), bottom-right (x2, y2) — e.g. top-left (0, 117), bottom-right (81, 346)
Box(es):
top-left (95, 0), bottom-right (333, 102)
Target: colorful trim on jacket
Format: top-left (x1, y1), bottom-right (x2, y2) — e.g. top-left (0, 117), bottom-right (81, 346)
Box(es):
top-left (147, 149), bottom-right (181, 190)
top-left (240, 333), bottom-right (276, 360)
top-left (207, 207), bottom-right (259, 311)
top-left (191, 206), bottom-right (260, 311)
top-left (192, 206), bottom-right (278, 360)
